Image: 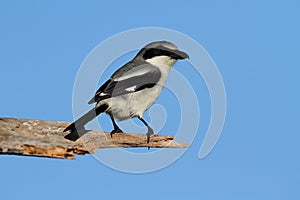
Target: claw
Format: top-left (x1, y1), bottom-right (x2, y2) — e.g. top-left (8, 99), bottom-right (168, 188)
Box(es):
top-left (110, 128), bottom-right (123, 138)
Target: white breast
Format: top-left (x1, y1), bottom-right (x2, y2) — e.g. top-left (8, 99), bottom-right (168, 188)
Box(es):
top-left (99, 57), bottom-right (176, 120)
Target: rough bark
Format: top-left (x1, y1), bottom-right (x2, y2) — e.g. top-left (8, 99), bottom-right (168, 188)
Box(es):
top-left (0, 118), bottom-right (189, 159)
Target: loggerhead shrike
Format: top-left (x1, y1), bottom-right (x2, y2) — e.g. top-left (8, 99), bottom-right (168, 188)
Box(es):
top-left (64, 41), bottom-right (189, 142)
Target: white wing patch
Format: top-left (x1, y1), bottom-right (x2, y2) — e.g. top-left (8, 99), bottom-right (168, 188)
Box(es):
top-left (125, 85), bottom-right (137, 92)
top-left (99, 92), bottom-right (107, 96)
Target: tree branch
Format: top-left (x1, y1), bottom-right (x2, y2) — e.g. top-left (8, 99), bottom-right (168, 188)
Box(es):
top-left (0, 118), bottom-right (189, 159)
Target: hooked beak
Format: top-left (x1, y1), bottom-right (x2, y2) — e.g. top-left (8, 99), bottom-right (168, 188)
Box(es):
top-left (171, 49), bottom-right (189, 60)
top-left (177, 50), bottom-right (189, 60)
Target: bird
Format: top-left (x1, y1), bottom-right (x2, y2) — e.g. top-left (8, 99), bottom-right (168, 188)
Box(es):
top-left (64, 41), bottom-right (189, 142)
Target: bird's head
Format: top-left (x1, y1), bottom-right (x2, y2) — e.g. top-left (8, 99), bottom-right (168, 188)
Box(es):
top-left (135, 41), bottom-right (189, 67)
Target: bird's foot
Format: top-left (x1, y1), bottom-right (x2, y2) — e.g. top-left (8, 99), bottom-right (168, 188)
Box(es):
top-left (110, 128), bottom-right (123, 138)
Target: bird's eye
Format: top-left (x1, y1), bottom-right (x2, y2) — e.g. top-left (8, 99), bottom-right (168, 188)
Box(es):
top-left (153, 49), bottom-right (161, 56)
top-left (143, 48), bottom-right (164, 59)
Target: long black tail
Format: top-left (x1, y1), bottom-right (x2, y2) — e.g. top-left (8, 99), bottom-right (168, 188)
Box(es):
top-left (64, 104), bottom-right (108, 141)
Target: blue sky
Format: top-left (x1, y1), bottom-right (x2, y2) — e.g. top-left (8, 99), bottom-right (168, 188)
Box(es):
top-left (1, 1), bottom-right (299, 199)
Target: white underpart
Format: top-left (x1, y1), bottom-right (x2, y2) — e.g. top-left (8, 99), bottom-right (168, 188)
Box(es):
top-left (98, 55), bottom-right (177, 121)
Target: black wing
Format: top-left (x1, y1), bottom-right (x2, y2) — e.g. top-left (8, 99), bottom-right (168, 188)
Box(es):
top-left (88, 67), bottom-right (161, 104)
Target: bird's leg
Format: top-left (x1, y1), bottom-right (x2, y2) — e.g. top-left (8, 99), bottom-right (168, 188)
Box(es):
top-left (109, 115), bottom-right (123, 137)
top-left (138, 117), bottom-right (154, 143)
